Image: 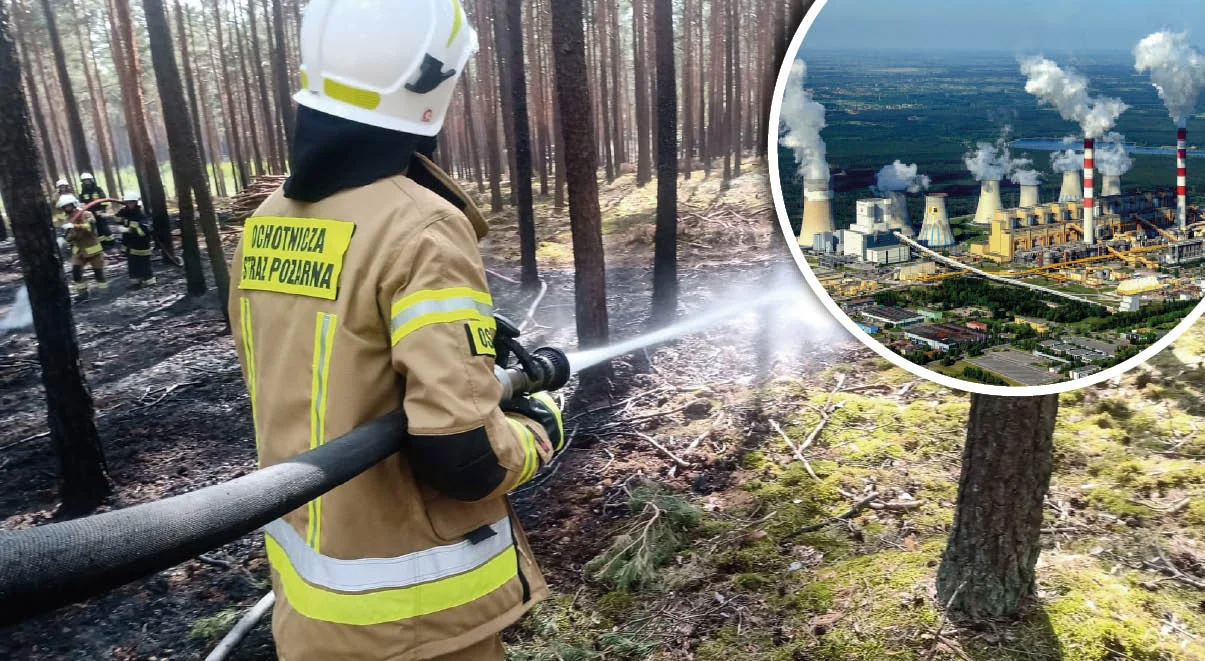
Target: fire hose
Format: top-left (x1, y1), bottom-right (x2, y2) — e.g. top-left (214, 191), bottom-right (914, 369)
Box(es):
top-left (69, 197), bottom-right (184, 267)
top-left (0, 317), bottom-right (570, 626)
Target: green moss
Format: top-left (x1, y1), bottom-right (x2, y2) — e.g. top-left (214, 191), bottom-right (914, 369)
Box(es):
top-left (595, 590), bottom-right (637, 620)
top-left (1085, 488), bottom-right (1148, 519)
top-left (739, 450), bottom-right (769, 470)
top-left (733, 572), bottom-right (772, 591)
top-left (1185, 499), bottom-right (1205, 529)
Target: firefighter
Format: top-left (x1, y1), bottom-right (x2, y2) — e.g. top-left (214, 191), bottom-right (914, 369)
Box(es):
top-left (79, 173), bottom-right (116, 253)
top-left (55, 178), bottom-right (73, 196)
top-left (115, 192), bottom-right (156, 287)
top-left (229, 3), bottom-right (561, 660)
top-left (58, 194), bottom-right (107, 297)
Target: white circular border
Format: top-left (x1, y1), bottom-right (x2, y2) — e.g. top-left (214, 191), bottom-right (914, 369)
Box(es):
top-left (767, 0), bottom-right (1205, 396)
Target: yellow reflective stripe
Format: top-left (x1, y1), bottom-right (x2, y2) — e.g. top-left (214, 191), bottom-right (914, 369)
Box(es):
top-left (323, 77), bottom-right (381, 110)
top-left (507, 418), bottom-right (538, 486)
top-left (264, 536), bottom-right (518, 626)
top-left (82, 244), bottom-right (103, 256)
top-left (390, 287), bottom-right (494, 346)
top-left (128, 248), bottom-right (154, 256)
top-left (447, 0), bottom-right (464, 47)
top-left (239, 298), bottom-right (259, 455)
top-left (307, 313), bottom-right (337, 551)
top-left (299, 69), bottom-right (309, 88)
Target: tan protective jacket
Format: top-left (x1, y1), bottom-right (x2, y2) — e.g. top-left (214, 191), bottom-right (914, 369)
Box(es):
top-left (229, 157), bottom-right (553, 660)
top-left (64, 210), bottom-right (102, 257)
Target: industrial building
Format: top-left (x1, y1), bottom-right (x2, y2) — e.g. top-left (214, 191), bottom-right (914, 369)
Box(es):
top-left (861, 306), bottom-right (925, 327)
top-left (904, 323), bottom-right (988, 351)
top-left (840, 198), bottom-right (910, 264)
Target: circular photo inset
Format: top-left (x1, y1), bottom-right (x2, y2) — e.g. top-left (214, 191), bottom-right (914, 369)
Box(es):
top-left (769, 0), bottom-right (1205, 395)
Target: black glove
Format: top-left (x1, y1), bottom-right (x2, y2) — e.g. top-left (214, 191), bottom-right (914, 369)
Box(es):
top-left (501, 391), bottom-right (565, 456)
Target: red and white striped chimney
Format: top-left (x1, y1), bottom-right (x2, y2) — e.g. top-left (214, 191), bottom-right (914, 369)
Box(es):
top-left (1083, 138), bottom-right (1095, 243)
top-left (1178, 127), bottom-right (1188, 228)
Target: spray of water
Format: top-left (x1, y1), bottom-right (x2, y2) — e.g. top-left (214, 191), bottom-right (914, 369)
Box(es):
top-left (566, 287), bottom-right (836, 373)
top-left (1, 288), bottom-right (32, 333)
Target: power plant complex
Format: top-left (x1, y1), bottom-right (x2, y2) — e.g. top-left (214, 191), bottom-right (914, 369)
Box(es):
top-left (781, 35), bottom-right (1205, 387)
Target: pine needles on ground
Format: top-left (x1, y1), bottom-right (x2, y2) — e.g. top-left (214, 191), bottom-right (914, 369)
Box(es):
top-left (585, 485), bottom-right (701, 590)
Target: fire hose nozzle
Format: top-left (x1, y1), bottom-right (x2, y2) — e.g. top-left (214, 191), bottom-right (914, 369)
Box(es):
top-left (492, 315), bottom-right (571, 401)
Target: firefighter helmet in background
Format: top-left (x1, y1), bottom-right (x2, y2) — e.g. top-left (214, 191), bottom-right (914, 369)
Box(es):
top-left (56, 194), bottom-right (80, 210)
top-left (55, 179), bottom-right (69, 188)
top-left (121, 191), bottom-right (142, 203)
top-left (293, 0), bottom-right (477, 136)
top-left (80, 173), bottom-right (94, 182)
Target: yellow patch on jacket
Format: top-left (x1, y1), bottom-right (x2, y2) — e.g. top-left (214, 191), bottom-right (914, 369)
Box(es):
top-left (240, 217), bottom-right (356, 300)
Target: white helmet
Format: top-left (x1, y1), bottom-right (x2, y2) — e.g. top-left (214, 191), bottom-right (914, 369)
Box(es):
top-left (56, 194), bottom-right (80, 210)
top-left (121, 191), bottom-right (141, 203)
top-left (80, 173), bottom-right (94, 182)
top-left (294, 0), bottom-right (478, 136)
top-left (55, 179), bottom-right (69, 188)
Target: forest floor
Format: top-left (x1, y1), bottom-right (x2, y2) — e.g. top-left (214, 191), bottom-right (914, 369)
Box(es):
top-left (1, 164), bottom-right (1205, 660)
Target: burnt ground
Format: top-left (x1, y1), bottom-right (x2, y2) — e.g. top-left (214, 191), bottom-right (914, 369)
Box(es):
top-left (0, 167), bottom-right (849, 660)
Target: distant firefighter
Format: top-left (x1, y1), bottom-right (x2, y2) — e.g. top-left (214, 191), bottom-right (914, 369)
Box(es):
top-left (57, 194), bottom-right (107, 297)
top-left (115, 192), bottom-right (156, 288)
top-left (79, 173), bottom-right (116, 253)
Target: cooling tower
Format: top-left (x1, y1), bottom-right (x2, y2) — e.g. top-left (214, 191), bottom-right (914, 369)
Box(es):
top-left (1178, 127), bottom-right (1188, 228)
top-left (1101, 175), bottom-right (1121, 197)
top-left (886, 191), bottom-right (914, 237)
top-left (799, 178), bottom-right (836, 246)
top-left (919, 193), bottom-right (955, 248)
top-left (1019, 184), bottom-right (1040, 209)
top-left (1059, 170), bottom-right (1083, 202)
top-left (1083, 138), bottom-right (1096, 243)
top-left (974, 180), bottom-right (1003, 225)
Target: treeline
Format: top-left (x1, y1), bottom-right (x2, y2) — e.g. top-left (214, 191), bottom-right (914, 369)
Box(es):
top-left (961, 365), bottom-right (1008, 386)
top-left (1083, 299), bottom-right (1198, 332)
top-left (884, 277), bottom-right (1106, 323)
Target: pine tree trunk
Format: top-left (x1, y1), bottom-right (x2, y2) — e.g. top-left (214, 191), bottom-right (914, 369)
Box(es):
top-left (38, 0), bottom-right (93, 174)
top-left (937, 394), bottom-right (1058, 618)
top-left (550, 0), bottom-right (610, 388)
top-left (504, 0), bottom-right (539, 292)
top-left (594, 1), bottom-right (614, 182)
top-left (232, 0), bottom-right (265, 177)
top-left (681, 0), bottom-right (694, 179)
top-left (270, 0), bottom-right (293, 156)
top-left (477, 25), bottom-right (504, 212)
top-left (652, 0), bottom-right (678, 325)
top-left (174, 1), bottom-right (214, 197)
top-left (208, 1), bottom-right (249, 189)
top-left (12, 1), bottom-right (59, 185)
top-left (80, 11), bottom-right (124, 195)
top-left (246, 0), bottom-right (280, 173)
top-left (110, 0), bottom-right (175, 259)
top-left (632, 0), bottom-right (651, 187)
top-left (732, 0), bottom-right (742, 177)
top-left (608, 0), bottom-right (625, 167)
top-left (142, 0), bottom-right (231, 303)
top-left (71, 2), bottom-right (117, 196)
top-left (0, 0), bottom-right (111, 513)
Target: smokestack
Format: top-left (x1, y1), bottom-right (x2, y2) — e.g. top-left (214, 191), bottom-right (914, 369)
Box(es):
top-left (1020, 184), bottom-right (1040, 208)
top-left (974, 179), bottom-right (1003, 225)
top-left (1101, 174), bottom-right (1121, 197)
top-left (886, 191), bottom-right (914, 237)
top-left (1059, 170), bottom-right (1083, 202)
top-left (1179, 127), bottom-right (1188, 228)
top-left (799, 178), bottom-right (836, 246)
top-left (919, 193), bottom-right (955, 248)
top-left (1084, 138), bottom-right (1096, 243)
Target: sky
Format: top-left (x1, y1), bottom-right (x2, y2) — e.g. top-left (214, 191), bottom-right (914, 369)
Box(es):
top-left (801, 0), bottom-right (1205, 53)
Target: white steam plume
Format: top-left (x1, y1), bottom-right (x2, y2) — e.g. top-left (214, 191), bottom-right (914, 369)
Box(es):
top-left (1051, 148), bottom-right (1083, 172)
top-left (1009, 167), bottom-right (1042, 186)
top-left (1134, 31), bottom-right (1205, 128)
top-left (965, 138), bottom-right (1031, 182)
top-left (873, 160), bottom-right (931, 194)
top-left (779, 60), bottom-right (830, 181)
top-left (1019, 55), bottom-right (1129, 139)
top-left (1, 288), bottom-right (32, 333)
top-left (1095, 133), bottom-right (1133, 176)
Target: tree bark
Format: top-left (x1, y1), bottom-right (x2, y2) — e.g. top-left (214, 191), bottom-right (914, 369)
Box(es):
top-left (207, 0), bottom-right (249, 189)
top-left (937, 394), bottom-right (1058, 618)
top-left (109, 0), bottom-right (174, 259)
top-left (174, 1), bottom-right (214, 196)
top-left (0, 0), bottom-right (111, 513)
top-left (652, 0), bottom-right (678, 324)
top-left (232, 0), bottom-right (265, 176)
top-left (71, 1), bottom-right (116, 196)
top-left (270, 0), bottom-right (294, 155)
top-left (37, 0), bottom-right (92, 174)
top-left (142, 0), bottom-right (231, 303)
top-left (551, 0), bottom-right (610, 387)
top-left (504, 0), bottom-right (539, 292)
top-left (12, 0), bottom-right (59, 186)
top-left (246, 0), bottom-right (280, 173)
top-left (632, 0), bottom-right (651, 186)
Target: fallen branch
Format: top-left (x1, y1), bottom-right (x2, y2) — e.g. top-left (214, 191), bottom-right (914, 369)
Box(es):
top-left (924, 581), bottom-right (966, 661)
top-left (518, 280), bottom-right (549, 333)
top-left (798, 491), bottom-right (879, 533)
top-left (869, 499), bottom-right (926, 511)
top-left (770, 419), bottom-right (820, 481)
top-left (627, 431), bottom-right (690, 468)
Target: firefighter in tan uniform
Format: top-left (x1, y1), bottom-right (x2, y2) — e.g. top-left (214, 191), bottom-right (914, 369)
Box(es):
top-left (57, 194), bottom-right (107, 297)
top-left (230, 2), bottom-right (563, 659)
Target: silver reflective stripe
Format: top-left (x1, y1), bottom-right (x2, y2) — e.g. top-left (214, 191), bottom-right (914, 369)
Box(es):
top-left (390, 297), bottom-right (494, 335)
top-left (263, 515), bottom-right (513, 593)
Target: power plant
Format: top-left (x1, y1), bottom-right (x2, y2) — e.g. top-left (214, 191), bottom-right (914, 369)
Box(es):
top-left (1059, 170), bottom-right (1083, 202)
top-left (798, 178), bottom-right (836, 246)
top-left (1083, 138), bottom-right (1097, 243)
top-left (974, 180), bottom-right (1003, 225)
top-left (1179, 127), bottom-right (1189, 227)
top-left (1101, 174), bottom-right (1122, 197)
top-left (918, 193), bottom-right (955, 248)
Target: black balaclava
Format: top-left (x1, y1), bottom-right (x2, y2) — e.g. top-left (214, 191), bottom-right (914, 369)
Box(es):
top-left (284, 105), bottom-right (450, 205)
